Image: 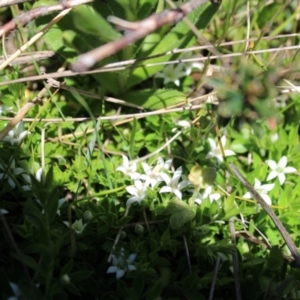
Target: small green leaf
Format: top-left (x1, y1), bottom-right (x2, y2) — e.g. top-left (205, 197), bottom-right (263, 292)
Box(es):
top-left (223, 193), bottom-right (240, 220)
top-left (163, 200), bottom-right (195, 229)
top-left (265, 246), bottom-right (283, 271)
top-left (122, 89), bottom-right (186, 110)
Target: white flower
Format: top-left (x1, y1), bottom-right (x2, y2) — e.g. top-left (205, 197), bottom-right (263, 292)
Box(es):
top-left (140, 158), bottom-right (172, 187)
top-left (63, 219), bottom-right (87, 235)
top-left (180, 52), bottom-right (204, 75)
top-left (206, 136), bottom-right (235, 163)
top-left (266, 156), bottom-right (296, 185)
top-left (155, 63), bottom-right (187, 86)
top-left (159, 166), bottom-right (190, 200)
top-left (243, 178), bottom-right (274, 205)
top-left (0, 158), bottom-right (24, 188)
top-left (2, 122), bottom-right (30, 145)
top-left (117, 155), bottom-right (140, 180)
top-left (107, 248), bottom-right (137, 280)
top-left (194, 186), bottom-right (221, 205)
top-left (126, 180), bottom-right (148, 206)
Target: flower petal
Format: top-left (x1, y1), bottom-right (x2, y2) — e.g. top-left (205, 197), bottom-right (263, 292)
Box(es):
top-left (283, 167), bottom-right (297, 174)
top-left (278, 156), bottom-right (287, 168)
top-left (116, 269), bottom-right (125, 279)
top-left (266, 171), bottom-right (278, 181)
top-left (107, 266), bottom-right (118, 274)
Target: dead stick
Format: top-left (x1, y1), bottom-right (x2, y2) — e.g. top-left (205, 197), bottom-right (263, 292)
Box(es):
top-left (229, 163), bottom-right (300, 268)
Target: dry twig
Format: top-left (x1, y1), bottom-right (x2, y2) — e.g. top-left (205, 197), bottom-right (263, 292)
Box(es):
top-left (0, 0), bottom-right (92, 38)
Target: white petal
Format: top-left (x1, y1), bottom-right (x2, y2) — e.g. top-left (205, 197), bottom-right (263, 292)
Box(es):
top-left (261, 183), bottom-right (275, 192)
top-left (174, 189), bottom-right (182, 200)
top-left (116, 269), bottom-right (125, 279)
top-left (266, 160), bottom-right (277, 170)
top-left (224, 149), bottom-right (235, 157)
top-left (0, 209), bottom-right (9, 215)
top-left (159, 186), bottom-right (173, 194)
top-left (278, 173), bottom-right (286, 186)
top-left (278, 156), bottom-right (287, 168)
top-left (127, 253), bottom-right (137, 263)
top-left (126, 186), bottom-right (138, 196)
top-left (121, 155), bottom-right (129, 167)
top-left (261, 194), bottom-right (272, 205)
top-left (107, 266), bottom-right (118, 274)
top-left (283, 167), bottom-right (296, 174)
top-left (243, 192), bottom-right (252, 199)
top-left (127, 264), bottom-right (136, 271)
top-left (126, 196), bottom-right (142, 206)
top-left (220, 136), bottom-right (226, 146)
top-left (178, 180), bottom-right (190, 190)
top-left (207, 138), bottom-right (217, 149)
top-left (160, 173), bottom-right (171, 185)
top-left (142, 163), bottom-right (151, 173)
top-left (253, 179), bottom-right (261, 188)
top-left (172, 167), bottom-right (183, 182)
top-left (266, 171), bottom-right (278, 181)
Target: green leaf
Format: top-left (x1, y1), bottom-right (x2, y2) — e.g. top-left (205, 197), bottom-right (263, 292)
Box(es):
top-left (265, 246), bottom-right (283, 271)
top-left (223, 193), bottom-right (240, 220)
top-left (69, 270), bottom-right (94, 283)
top-left (122, 89), bottom-right (186, 110)
top-left (72, 5), bottom-right (121, 42)
top-left (164, 200), bottom-right (195, 229)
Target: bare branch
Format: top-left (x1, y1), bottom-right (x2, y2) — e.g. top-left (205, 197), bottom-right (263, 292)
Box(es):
top-left (0, 0), bottom-right (92, 38)
top-left (72, 0), bottom-right (220, 72)
top-left (0, 0), bottom-right (31, 8)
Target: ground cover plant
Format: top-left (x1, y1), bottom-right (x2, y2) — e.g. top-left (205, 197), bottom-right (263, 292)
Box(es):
top-left (1, 0), bottom-right (300, 299)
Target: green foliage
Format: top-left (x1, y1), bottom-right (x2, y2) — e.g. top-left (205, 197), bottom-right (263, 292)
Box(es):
top-left (1, 0), bottom-right (300, 299)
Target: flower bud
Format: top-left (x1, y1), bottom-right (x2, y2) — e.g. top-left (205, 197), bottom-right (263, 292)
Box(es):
top-left (134, 224), bottom-right (144, 235)
top-left (60, 274), bottom-right (70, 285)
top-left (120, 231), bottom-right (126, 240)
top-left (83, 210), bottom-right (93, 222)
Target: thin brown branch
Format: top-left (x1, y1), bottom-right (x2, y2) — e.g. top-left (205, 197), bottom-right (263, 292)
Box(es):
top-left (0, 0), bottom-right (31, 8)
top-left (0, 0), bottom-right (92, 38)
top-left (72, 0), bottom-right (219, 72)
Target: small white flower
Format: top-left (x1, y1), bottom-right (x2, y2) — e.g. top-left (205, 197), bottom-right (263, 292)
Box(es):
top-left (0, 158), bottom-right (24, 188)
top-left (180, 52), bottom-right (204, 75)
top-left (63, 219), bottom-right (87, 235)
top-left (117, 155), bottom-right (140, 180)
top-left (2, 122), bottom-right (30, 145)
top-left (206, 136), bottom-right (235, 163)
top-left (155, 63), bottom-right (187, 86)
top-left (140, 158), bottom-right (172, 187)
top-left (194, 186), bottom-right (221, 205)
top-left (243, 178), bottom-right (274, 205)
top-left (266, 156), bottom-right (296, 185)
top-left (159, 166), bottom-right (190, 200)
top-left (126, 180), bottom-right (148, 206)
top-left (107, 248), bottom-right (137, 280)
